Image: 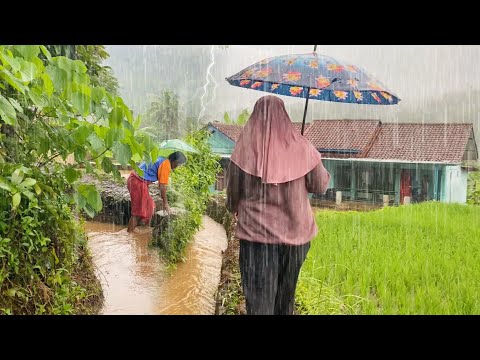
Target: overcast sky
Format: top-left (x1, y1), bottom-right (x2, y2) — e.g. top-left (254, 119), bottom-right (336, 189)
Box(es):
top-left (106, 45), bottom-right (480, 123)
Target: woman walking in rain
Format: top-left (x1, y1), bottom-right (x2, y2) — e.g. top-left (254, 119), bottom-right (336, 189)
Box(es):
top-left (226, 95), bottom-right (330, 315)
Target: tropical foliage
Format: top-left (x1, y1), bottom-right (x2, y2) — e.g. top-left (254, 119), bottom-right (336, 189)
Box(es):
top-left (0, 45), bottom-right (159, 314)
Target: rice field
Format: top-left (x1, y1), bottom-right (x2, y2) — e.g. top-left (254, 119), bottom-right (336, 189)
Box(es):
top-left (296, 202), bottom-right (480, 314)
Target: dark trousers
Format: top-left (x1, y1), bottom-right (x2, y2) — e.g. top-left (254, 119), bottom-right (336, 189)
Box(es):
top-left (239, 240), bottom-right (310, 315)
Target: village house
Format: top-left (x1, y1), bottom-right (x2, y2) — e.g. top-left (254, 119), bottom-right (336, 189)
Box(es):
top-left (206, 120), bottom-right (478, 205)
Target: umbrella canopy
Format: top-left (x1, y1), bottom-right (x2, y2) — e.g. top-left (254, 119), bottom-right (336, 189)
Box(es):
top-left (158, 139), bottom-right (200, 157)
top-left (226, 49), bottom-right (400, 134)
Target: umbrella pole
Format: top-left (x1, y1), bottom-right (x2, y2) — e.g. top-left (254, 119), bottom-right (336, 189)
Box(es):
top-left (301, 45), bottom-right (317, 136)
top-left (301, 89), bottom-right (309, 136)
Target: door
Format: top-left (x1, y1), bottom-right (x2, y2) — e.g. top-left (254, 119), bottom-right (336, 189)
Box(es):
top-left (400, 169), bottom-right (412, 204)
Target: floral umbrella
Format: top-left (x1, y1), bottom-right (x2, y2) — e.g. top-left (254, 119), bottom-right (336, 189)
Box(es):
top-left (226, 45), bottom-right (400, 135)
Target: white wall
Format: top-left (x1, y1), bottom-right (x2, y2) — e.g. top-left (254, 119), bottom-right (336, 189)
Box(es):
top-left (443, 165), bottom-right (468, 204)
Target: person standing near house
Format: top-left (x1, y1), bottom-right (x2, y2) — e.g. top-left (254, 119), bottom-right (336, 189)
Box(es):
top-left (127, 151), bottom-right (187, 233)
top-left (225, 95), bottom-right (330, 315)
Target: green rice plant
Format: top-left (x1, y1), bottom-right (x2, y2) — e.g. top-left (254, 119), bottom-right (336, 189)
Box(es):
top-left (297, 202), bottom-right (480, 314)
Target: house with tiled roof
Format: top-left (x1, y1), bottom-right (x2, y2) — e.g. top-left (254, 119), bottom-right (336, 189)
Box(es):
top-left (206, 122), bottom-right (243, 156)
top-left (206, 120), bottom-right (478, 205)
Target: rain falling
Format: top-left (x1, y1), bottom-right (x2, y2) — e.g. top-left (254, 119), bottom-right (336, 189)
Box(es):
top-left (0, 45), bottom-right (479, 315)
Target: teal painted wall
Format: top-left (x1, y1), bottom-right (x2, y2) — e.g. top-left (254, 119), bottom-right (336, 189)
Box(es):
top-left (321, 159), bottom-right (335, 189)
top-left (207, 125), bottom-right (236, 194)
top-left (207, 125), bottom-right (235, 156)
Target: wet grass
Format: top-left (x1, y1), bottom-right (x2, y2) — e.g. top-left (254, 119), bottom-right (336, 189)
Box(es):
top-left (468, 171), bottom-right (480, 195)
top-left (297, 202), bottom-right (480, 314)
top-left (71, 242), bottom-right (104, 315)
top-left (215, 236), bottom-right (245, 315)
top-left (468, 171), bottom-right (480, 205)
top-left (468, 170), bottom-right (480, 184)
top-left (207, 196), bottom-right (245, 315)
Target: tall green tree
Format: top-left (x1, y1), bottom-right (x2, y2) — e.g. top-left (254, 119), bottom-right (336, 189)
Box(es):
top-left (44, 45), bottom-right (119, 95)
top-left (143, 89), bottom-right (180, 141)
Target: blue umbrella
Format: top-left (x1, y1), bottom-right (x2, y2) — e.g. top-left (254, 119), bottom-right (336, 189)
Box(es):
top-left (226, 45), bottom-right (400, 135)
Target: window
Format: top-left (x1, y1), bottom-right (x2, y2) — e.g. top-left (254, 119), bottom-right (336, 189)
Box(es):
top-left (335, 164), bottom-right (352, 190)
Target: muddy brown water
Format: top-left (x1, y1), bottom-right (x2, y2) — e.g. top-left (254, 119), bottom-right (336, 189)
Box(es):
top-left (85, 215), bottom-right (228, 315)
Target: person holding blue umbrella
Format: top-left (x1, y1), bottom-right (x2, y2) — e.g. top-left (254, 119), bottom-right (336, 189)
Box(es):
top-left (225, 46), bottom-right (399, 314)
top-left (226, 95), bottom-right (330, 315)
top-left (127, 151), bottom-right (186, 233)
